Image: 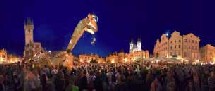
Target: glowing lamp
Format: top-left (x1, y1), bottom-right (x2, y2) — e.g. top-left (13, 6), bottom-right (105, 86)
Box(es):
top-left (111, 59), bottom-right (115, 63)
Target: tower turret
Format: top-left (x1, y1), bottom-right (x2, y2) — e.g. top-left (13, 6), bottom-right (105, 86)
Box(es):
top-left (130, 40), bottom-right (134, 53)
top-left (137, 38), bottom-right (141, 51)
top-left (24, 18), bottom-right (34, 60)
top-left (24, 18), bottom-right (34, 45)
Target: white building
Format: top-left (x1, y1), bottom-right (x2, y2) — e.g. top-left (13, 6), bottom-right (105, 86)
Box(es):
top-left (130, 39), bottom-right (142, 53)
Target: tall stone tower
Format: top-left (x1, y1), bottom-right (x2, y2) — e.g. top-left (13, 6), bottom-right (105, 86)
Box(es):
top-left (24, 18), bottom-right (34, 60)
top-left (24, 18), bottom-right (34, 45)
top-left (137, 38), bottom-right (141, 51)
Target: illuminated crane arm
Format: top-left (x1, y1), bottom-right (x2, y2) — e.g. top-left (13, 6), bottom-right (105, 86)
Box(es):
top-left (66, 13), bottom-right (98, 53)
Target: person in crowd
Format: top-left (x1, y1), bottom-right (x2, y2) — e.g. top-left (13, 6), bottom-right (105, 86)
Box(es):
top-left (2, 61), bottom-right (215, 91)
top-left (150, 76), bottom-right (162, 91)
top-left (208, 71), bottom-right (215, 91)
top-left (94, 71), bottom-right (103, 91)
top-left (54, 70), bottom-right (65, 91)
top-left (78, 71), bottom-right (88, 91)
top-left (0, 75), bottom-right (5, 91)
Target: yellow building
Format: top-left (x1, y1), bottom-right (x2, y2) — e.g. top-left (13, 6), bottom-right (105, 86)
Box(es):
top-left (0, 49), bottom-right (7, 63)
top-left (154, 31), bottom-right (200, 62)
top-left (0, 49), bottom-right (21, 64)
top-left (200, 44), bottom-right (215, 63)
top-left (106, 52), bottom-right (120, 63)
top-left (7, 54), bottom-right (21, 63)
top-left (106, 50), bottom-right (149, 63)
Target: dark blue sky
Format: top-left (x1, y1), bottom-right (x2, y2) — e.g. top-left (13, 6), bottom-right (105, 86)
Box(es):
top-left (0, 0), bottom-right (214, 57)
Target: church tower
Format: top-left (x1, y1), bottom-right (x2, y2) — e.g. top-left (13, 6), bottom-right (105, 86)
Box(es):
top-left (137, 38), bottom-right (141, 51)
top-left (24, 18), bottom-right (34, 59)
top-left (130, 40), bottom-right (134, 53)
top-left (24, 18), bottom-right (34, 45)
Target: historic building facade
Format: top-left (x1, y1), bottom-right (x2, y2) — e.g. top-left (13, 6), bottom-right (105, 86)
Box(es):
top-left (79, 54), bottom-right (105, 63)
top-left (106, 50), bottom-right (149, 63)
top-left (154, 34), bottom-right (169, 58)
top-left (106, 39), bottom-right (150, 63)
top-left (0, 49), bottom-right (7, 63)
top-left (154, 31), bottom-right (200, 61)
top-left (130, 39), bottom-right (141, 53)
top-left (200, 44), bottom-right (215, 63)
top-left (0, 49), bottom-right (21, 63)
top-left (23, 18), bottom-right (43, 60)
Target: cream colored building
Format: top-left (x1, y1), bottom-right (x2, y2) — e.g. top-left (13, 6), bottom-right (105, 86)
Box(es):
top-left (200, 44), bottom-right (215, 63)
top-left (154, 31), bottom-right (200, 61)
top-left (106, 53), bottom-right (119, 63)
top-left (154, 34), bottom-right (169, 58)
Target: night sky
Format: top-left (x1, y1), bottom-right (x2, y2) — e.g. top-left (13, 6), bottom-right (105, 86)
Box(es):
top-left (0, 0), bottom-right (214, 57)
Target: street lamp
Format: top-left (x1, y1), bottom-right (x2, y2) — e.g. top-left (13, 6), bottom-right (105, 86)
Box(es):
top-left (166, 32), bottom-right (170, 58)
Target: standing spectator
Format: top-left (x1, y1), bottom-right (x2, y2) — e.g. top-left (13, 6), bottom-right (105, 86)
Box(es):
top-left (193, 72), bottom-right (200, 91)
top-left (150, 76), bottom-right (162, 91)
top-left (94, 72), bottom-right (103, 91)
top-left (208, 71), bottom-right (215, 91)
top-left (165, 71), bottom-right (176, 91)
top-left (54, 71), bottom-right (65, 91)
top-left (0, 75), bottom-right (5, 91)
top-left (40, 74), bottom-right (47, 91)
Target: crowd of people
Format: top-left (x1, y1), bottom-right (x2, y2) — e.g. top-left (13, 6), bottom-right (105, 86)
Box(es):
top-left (0, 62), bottom-right (215, 91)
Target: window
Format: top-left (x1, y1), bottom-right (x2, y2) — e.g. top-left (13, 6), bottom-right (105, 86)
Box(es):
top-left (170, 46), bottom-right (172, 49)
top-left (184, 52), bottom-right (187, 57)
top-left (184, 39), bottom-right (187, 42)
top-left (192, 40), bottom-right (194, 43)
top-left (179, 40), bottom-right (181, 43)
top-left (175, 45), bottom-right (177, 48)
top-left (179, 45), bottom-right (181, 48)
